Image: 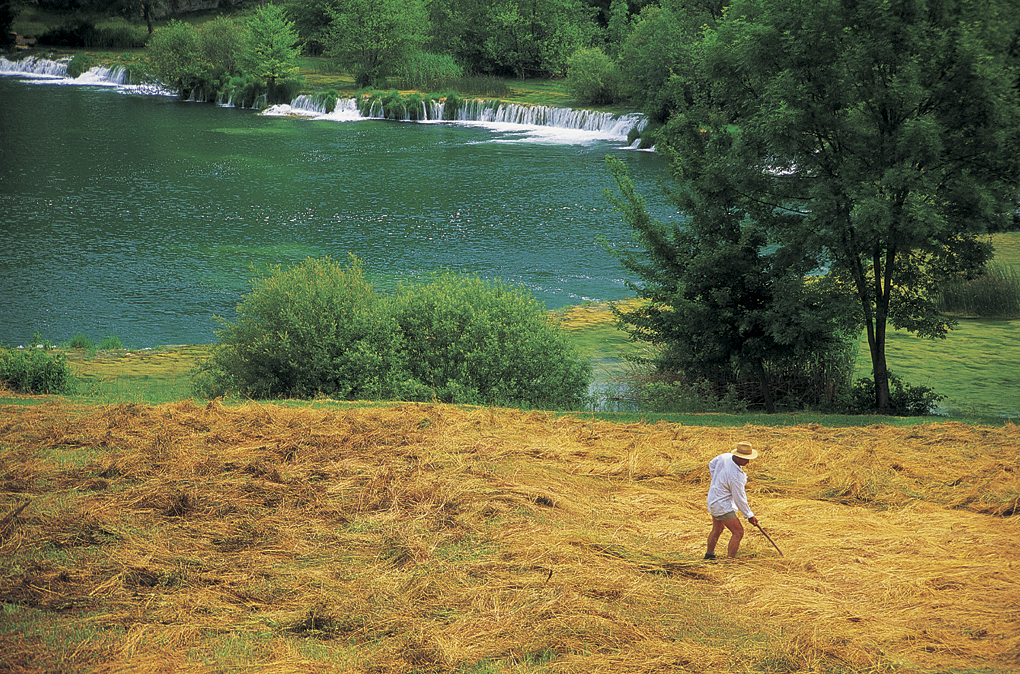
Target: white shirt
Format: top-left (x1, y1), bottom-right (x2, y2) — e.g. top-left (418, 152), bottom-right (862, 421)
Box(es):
top-left (706, 452), bottom-right (754, 519)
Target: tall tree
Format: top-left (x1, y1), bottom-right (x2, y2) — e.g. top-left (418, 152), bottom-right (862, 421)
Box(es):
top-left (606, 149), bottom-right (860, 413)
top-left (238, 3), bottom-right (301, 87)
top-left (146, 19), bottom-right (203, 94)
top-left (479, 0), bottom-right (597, 78)
top-left (661, 0), bottom-right (1020, 412)
top-left (324, 0), bottom-right (428, 87)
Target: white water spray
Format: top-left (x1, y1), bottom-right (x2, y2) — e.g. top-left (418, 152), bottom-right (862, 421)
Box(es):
top-left (3, 57), bottom-right (648, 144)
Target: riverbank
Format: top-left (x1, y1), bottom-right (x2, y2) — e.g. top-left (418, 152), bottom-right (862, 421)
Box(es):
top-left (12, 298), bottom-right (1013, 423)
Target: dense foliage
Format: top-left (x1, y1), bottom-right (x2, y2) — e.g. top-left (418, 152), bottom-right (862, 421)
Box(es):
top-left (637, 0), bottom-right (1020, 413)
top-left (322, 0), bottom-right (428, 87)
top-left (0, 347), bottom-right (75, 395)
top-left (194, 257), bottom-right (591, 408)
top-left (390, 271), bottom-right (592, 408)
top-left (606, 157), bottom-right (861, 413)
top-left (146, 7), bottom-right (301, 103)
top-left (565, 47), bottom-right (620, 104)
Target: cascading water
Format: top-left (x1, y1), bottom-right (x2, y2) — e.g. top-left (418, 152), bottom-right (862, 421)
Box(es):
top-left (2, 56), bottom-right (648, 142)
top-left (1, 56), bottom-right (139, 89)
top-left (0, 56), bottom-right (69, 78)
top-left (262, 95), bottom-right (646, 142)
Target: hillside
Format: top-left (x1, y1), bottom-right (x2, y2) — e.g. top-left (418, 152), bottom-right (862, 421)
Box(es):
top-left (1, 400), bottom-right (1017, 673)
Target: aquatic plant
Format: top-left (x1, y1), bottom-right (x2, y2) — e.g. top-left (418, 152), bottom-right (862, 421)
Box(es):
top-left (66, 53), bottom-right (96, 79)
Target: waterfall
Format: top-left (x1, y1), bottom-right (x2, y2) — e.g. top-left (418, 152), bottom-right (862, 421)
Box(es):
top-left (0, 56), bottom-right (69, 78)
top-left (452, 99), bottom-right (646, 138)
top-left (75, 65), bottom-right (129, 86)
top-left (3, 58), bottom-right (648, 142)
top-left (0, 56), bottom-right (132, 88)
top-left (263, 95), bottom-right (645, 140)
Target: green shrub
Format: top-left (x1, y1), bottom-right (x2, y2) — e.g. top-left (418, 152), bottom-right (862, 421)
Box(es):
top-left (565, 47), bottom-right (621, 105)
top-left (193, 256), bottom-right (408, 400)
top-left (199, 15), bottom-right (243, 76)
top-left (147, 20), bottom-right (204, 96)
top-left (224, 75), bottom-right (267, 108)
top-left (441, 91), bottom-right (462, 120)
top-left (67, 53), bottom-right (96, 79)
top-left (68, 334), bottom-right (95, 351)
top-left (193, 257), bottom-right (592, 408)
top-left (639, 378), bottom-right (748, 414)
top-left (840, 375), bottom-right (945, 416)
top-left (390, 271), bottom-right (592, 408)
top-left (267, 78), bottom-right (303, 105)
top-left (0, 347), bottom-right (75, 395)
top-left (936, 262), bottom-right (1020, 318)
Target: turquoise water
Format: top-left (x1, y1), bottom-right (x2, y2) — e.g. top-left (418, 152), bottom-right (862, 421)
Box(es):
top-left (0, 73), bottom-right (675, 348)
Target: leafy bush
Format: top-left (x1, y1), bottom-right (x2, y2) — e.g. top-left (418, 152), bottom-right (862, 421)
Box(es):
top-left (565, 47), bottom-right (621, 105)
top-left (0, 347), bottom-right (75, 395)
top-left (194, 256), bottom-right (406, 400)
top-left (390, 271), bottom-right (592, 407)
top-left (936, 262), bottom-right (1020, 318)
top-left (224, 75), bottom-right (267, 108)
top-left (199, 15), bottom-right (243, 76)
top-left (68, 334), bottom-right (95, 352)
top-left (66, 53), bottom-right (96, 79)
top-left (638, 378), bottom-right (747, 414)
top-left (194, 257), bottom-right (592, 408)
top-left (147, 20), bottom-right (205, 96)
top-left (840, 375), bottom-right (945, 416)
top-left (267, 78), bottom-right (304, 105)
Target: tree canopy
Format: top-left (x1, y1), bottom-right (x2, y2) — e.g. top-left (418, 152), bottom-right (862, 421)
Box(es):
top-left (647, 0), bottom-right (1020, 412)
top-left (323, 0), bottom-right (429, 87)
top-left (237, 3), bottom-right (300, 86)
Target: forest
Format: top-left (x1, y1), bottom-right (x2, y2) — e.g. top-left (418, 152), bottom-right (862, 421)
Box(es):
top-left (3, 0), bottom-right (714, 117)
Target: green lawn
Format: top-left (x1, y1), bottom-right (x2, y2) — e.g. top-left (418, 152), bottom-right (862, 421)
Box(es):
top-left (854, 319), bottom-right (1020, 417)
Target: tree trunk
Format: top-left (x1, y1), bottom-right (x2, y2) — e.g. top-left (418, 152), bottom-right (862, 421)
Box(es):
top-left (848, 233), bottom-right (893, 414)
top-left (143, 3), bottom-right (154, 34)
top-left (869, 247), bottom-right (895, 413)
top-left (752, 358), bottom-right (775, 414)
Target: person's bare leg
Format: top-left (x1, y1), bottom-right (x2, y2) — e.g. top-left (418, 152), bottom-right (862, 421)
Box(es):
top-left (725, 519), bottom-right (745, 558)
top-left (706, 519), bottom-right (726, 556)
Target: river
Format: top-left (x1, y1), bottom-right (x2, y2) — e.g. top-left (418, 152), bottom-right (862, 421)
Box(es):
top-left (0, 60), bottom-right (676, 349)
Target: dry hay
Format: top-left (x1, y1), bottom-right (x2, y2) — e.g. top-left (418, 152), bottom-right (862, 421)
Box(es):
top-left (0, 400), bottom-right (1017, 673)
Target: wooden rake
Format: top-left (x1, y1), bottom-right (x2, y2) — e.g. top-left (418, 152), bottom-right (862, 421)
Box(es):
top-left (753, 520), bottom-right (784, 556)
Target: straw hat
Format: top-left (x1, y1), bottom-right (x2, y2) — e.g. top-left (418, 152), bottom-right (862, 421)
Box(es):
top-left (730, 441), bottom-right (758, 460)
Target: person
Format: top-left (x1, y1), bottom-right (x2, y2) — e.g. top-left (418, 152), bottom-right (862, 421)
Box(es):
top-left (704, 441), bottom-right (759, 559)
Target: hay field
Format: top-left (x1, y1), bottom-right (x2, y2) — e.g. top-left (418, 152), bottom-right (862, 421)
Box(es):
top-left (1, 400), bottom-right (1017, 673)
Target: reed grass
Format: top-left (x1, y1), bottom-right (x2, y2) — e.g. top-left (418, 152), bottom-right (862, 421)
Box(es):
top-left (1, 401), bottom-right (1017, 673)
top-left (937, 262), bottom-right (1020, 318)
top-left (450, 75), bottom-right (512, 99)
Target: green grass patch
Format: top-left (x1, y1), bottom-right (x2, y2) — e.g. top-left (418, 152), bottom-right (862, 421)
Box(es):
top-left (853, 319), bottom-right (1020, 418)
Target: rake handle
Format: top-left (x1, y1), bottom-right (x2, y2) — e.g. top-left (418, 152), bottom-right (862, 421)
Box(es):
top-left (753, 520), bottom-right (784, 556)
